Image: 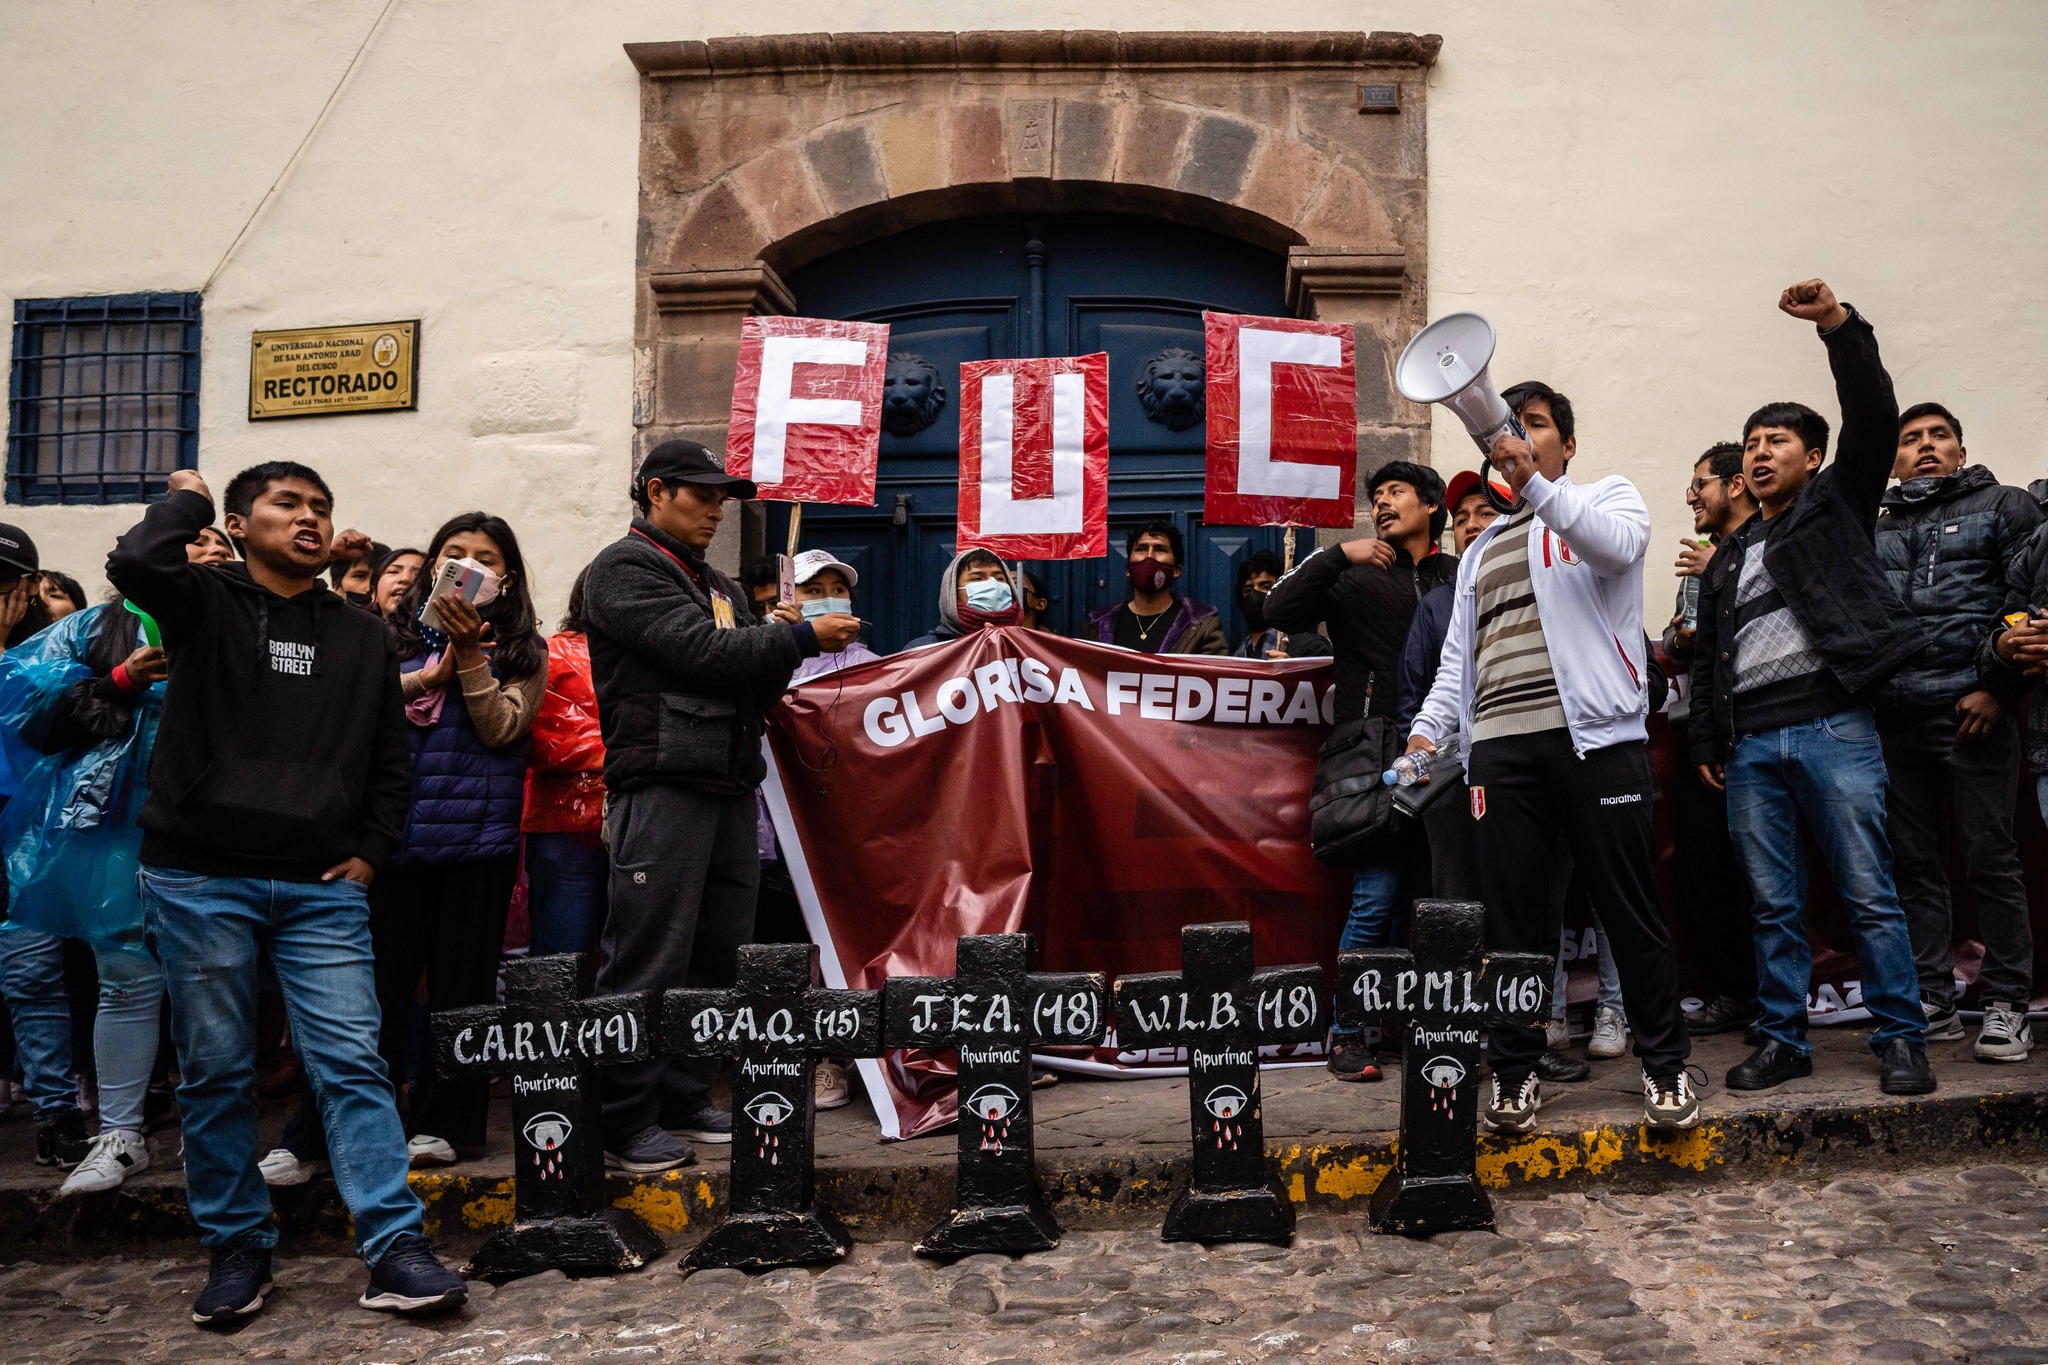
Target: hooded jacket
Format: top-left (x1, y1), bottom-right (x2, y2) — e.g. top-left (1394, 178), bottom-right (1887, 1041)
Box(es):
top-left (1411, 472), bottom-right (1654, 757)
top-left (1873, 464), bottom-right (2041, 712)
top-left (1266, 543), bottom-right (1457, 723)
top-left (583, 518), bottom-right (814, 795)
top-left (105, 489), bottom-right (411, 881)
top-left (904, 550), bottom-right (1023, 650)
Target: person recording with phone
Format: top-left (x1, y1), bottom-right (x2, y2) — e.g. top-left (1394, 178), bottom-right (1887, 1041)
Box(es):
top-left (582, 440), bottom-right (859, 1174)
top-left (378, 513), bottom-right (548, 1170)
top-left (1404, 382), bottom-right (1695, 1136)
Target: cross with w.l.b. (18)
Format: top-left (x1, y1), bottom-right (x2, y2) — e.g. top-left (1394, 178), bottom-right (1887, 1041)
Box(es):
top-left (1337, 898), bottom-right (1551, 1237)
top-left (1112, 920), bottom-right (1324, 1244)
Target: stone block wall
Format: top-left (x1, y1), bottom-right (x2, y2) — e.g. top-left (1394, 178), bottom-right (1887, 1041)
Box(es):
top-left (629, 31), bottom-right (1443, 560)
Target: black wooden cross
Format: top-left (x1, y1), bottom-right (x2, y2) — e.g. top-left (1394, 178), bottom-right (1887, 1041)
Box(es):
top-left (1112, 921), bottom-right (1325, 1243)
top-left (883, 933), bottom-right (1107, 1256)
top-left (660, 942), bottom-right (883, 1271)
top-left (430, 954), bottom-right (664, 1280)
top-left (1337, 898), bottom-right (1552, 1236)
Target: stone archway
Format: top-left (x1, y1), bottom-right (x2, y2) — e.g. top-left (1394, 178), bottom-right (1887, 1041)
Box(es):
top-left (627, 30), bottom-right (1442, 562)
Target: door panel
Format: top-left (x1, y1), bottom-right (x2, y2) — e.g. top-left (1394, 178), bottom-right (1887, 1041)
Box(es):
top-left (780, 215), bottom-right (1305, 655)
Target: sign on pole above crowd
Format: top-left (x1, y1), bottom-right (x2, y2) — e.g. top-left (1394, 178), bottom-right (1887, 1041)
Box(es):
top-left (955, 354), bottom-right (1110, 560)
top-left (1201, 312), bottom-right (1357, 528)
top-left (725, 316), bottom-right (889, 506)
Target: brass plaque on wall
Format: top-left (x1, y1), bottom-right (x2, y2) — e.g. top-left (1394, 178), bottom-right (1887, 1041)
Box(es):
top-left (249, 320), bottom-right (419, 420)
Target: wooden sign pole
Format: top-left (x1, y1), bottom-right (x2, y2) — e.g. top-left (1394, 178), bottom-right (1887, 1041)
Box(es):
top-left (786, 504), bottom-right (804, 557)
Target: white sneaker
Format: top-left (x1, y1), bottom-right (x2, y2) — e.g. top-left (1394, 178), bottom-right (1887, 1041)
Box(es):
top-left (1544, 1018), bottom-right (1570, 1052)
top-left (57, 1128), bottom-right (148, 1197)
top-left (1643, 1070), bottom-right (1702, 1130)
top-left (259, 1147), bottom-right (327, 1187)
top-left (1974, 1001), bottom-right (2033, 1063)
top-left (814, 1060), bottom-right (851, 1111)
top-left (1483, 1073), bottom-right (1541, 1134)
top-left (406, 1134), bottom-right (458, 1168)
top-left (1588, 1006), bottom-right (1630, 1060)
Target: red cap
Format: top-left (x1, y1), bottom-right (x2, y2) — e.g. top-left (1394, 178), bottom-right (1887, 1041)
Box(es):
top-left (1444, 468), bottom-right (1510, 510)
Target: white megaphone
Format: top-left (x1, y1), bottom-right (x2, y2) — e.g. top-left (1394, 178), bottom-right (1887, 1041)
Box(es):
top-left (1394, 312), bottom-right (1524, 512)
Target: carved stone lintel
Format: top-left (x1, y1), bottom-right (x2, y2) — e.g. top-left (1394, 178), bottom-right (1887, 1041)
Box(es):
top-left (649, 263), bottom-right (795, 318)
top-left (1286, 248), bottom-right (1407, 319)
top-left (626, 31), bottom-right (1445, 79)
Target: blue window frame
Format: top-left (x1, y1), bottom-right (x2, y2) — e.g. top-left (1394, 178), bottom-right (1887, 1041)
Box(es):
top-left (7, 292), bottom-right (201, 504)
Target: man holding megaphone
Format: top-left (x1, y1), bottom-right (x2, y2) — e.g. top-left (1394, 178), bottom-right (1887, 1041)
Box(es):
top-left (1403, 380), bottom-right (1695, 1137)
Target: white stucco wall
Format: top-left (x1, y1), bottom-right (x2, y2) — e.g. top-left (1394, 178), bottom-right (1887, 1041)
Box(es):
top-left (3, 1), bottom-right (2044, 623)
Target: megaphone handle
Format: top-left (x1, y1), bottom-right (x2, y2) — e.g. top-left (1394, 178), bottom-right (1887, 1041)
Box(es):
top-left (1479, 413), bottom-right (1530, 516)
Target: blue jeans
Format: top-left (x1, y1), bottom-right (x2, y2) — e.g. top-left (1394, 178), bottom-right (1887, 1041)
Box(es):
top-left (0, 927), bottom-right (162, 1130)
top-left (1552, 923), bottom-right (1624, 1023)
top-left (1724, 708), bottom-right (1924, 1056)
top-left (140, 869), bottom-right (422, 1264)
top-left (1334, 860), bottom-right (1402, 1037)
top-left (525, 831), bottom-right (608, 958)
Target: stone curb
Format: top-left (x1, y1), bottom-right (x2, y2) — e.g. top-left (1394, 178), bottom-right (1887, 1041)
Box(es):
top-left (2, 1089), bottom-right (2040, 1260)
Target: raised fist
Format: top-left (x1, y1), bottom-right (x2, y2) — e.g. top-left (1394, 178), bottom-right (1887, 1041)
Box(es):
top-left (1778, 279), bottom-right (1848, 330)
top-left (167, 469), bottom-right (213, 502)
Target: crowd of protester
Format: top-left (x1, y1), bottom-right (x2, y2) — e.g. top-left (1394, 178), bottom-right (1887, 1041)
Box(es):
top-left (0, 276), bottom-right (2037, 1324)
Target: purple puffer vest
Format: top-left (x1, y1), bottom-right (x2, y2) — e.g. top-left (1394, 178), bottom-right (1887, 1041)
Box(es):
top-left (393, 656), bottom-right (532, 867)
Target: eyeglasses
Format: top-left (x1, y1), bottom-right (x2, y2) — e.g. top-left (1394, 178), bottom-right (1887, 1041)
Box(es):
top-left (1686, 475), bottom-right (1727, 496)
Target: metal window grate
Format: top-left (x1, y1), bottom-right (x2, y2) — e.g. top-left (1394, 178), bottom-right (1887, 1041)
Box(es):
top-left (7, 292), bottom-right (201, 505)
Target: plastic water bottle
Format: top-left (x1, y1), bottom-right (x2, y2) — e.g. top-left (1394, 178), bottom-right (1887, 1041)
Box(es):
top-left (1383, 735), bottom-right (1462, 787)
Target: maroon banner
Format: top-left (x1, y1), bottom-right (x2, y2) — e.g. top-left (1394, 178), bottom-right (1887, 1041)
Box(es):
top-left (761, 628), bottom-right (1349, 1137)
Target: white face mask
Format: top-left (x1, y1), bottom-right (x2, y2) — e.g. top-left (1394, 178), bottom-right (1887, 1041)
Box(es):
top-left (963, 579), bottom-right (1014, 613)
top-left (800, 595), bottom-right (852, 620)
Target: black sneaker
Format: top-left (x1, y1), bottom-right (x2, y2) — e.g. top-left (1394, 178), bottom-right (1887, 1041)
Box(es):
top-left (1878, 1038), bottom-right (1937, 1096)
top-left (605, 1124), bottom-right (695, 1173)
top-left (662, 1104), bottom-right (733, 1145)
top-left (1535, 1050), bottom-right (1591, 1083)
top-left (35, 1109), bottom-right (89, 1168)
top-left (1326, 1034), bottom-right (1382, 1083)
top-left (359, 1233), bottom-right (467, 1314)
top-left (192, 1244), bottom-right (273, 1325)
top-left (1725, 1038), bottom-right (1812, 1091)
top-left (1684, 995), bottom-right (1760, 1035)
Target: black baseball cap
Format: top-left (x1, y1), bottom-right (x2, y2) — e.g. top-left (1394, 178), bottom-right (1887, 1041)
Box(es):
top-left (0, 524), bottom-right (39, 577)
top-left (634, 439), bottom-right (757, 501)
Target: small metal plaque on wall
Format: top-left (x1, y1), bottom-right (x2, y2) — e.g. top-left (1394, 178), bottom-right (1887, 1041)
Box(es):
top-left (249, 320), bottom-right (419, 419)
top-left (1358, 83), bottom-right (1400, 114)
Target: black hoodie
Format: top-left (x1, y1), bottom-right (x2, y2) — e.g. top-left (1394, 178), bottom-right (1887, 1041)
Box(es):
top-left (106, 489), bottom-right (411, 881)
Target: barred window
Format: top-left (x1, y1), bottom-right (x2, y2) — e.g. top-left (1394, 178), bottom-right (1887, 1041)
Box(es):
top-left (6, 293), bottom-right (201, 505)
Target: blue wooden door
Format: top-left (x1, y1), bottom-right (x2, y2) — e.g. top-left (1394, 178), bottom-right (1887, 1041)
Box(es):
top-left (780, 216), bottom-right (1307, 653)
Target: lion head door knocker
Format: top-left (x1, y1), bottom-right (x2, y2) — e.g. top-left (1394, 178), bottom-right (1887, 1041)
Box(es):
top-left (882, 352), bottom-right (947, 437)
top-left (1136, 347), bottom-right (1206, 432)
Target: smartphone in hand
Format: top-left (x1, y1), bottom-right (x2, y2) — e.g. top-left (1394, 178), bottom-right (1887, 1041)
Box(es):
top-left (420, 558), bottom-right (501, 632)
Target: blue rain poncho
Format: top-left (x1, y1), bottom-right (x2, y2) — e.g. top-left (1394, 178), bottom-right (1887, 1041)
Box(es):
top-left (0, 605), bottom-right (162, 942)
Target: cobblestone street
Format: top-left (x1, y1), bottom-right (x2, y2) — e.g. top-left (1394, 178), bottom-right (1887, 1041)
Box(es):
top-left (6, 1162), bottom-right (2045, 1364)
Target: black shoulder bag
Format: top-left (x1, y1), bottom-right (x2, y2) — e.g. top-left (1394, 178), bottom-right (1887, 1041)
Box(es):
top-left (1308, 672), bottom-right (1398, 866)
